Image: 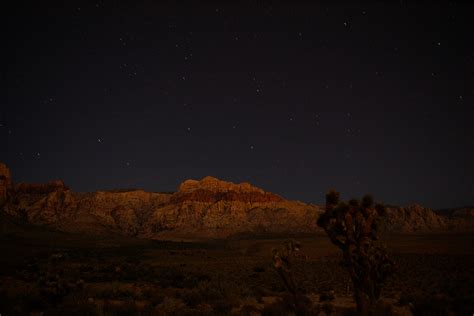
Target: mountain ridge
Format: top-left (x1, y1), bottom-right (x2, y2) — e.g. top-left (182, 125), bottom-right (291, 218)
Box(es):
top-left (1, 163), bottom-right (473, 239)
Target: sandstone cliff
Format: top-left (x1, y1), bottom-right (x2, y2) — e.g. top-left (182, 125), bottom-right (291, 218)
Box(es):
top-left (2, 171), bottom-right (320, 238)
top-left (0, 163), bottom-right (13, 207)
top-left (1, 163), bottom-right (472, 239)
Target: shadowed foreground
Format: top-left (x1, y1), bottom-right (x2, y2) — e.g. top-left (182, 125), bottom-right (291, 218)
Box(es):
top-left (0, 225), bottom-right (473, 315)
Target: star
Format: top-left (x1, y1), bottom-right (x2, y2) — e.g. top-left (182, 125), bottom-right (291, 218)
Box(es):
top-left (126, 162), bottom-right (130, 166)
top-left (250, 145), bottom-right (254, 150)
top-left (97, 138), bottom-right (102, 143)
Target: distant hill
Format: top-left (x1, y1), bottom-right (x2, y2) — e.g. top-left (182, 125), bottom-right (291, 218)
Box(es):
top-left (1, 162), bottom-right (473, 240)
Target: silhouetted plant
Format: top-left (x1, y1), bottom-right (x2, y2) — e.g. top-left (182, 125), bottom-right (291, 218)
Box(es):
top-left (317, 190), bottom-right (395, 316)
top-left (272, 240), bottom-right (300, 298)
top-left (272, 239), bottom-right (313, 314)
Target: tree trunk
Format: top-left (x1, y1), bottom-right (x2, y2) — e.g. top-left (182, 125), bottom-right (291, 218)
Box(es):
top-left (353, 282), bottom-right (377, 316)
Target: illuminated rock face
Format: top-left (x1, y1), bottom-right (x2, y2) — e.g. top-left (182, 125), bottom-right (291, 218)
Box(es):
top-left (0, 163), bottom-right (13, 207)
top-left (171, 176), bottom-right (284, 203)
top-left (1, 162), bottom-right (473, 239)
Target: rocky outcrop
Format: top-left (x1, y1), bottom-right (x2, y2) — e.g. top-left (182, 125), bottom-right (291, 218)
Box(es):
top-left (383, 204), bottom-right (448, 232)
top-left (178, 176), bottom-right (266, 194)
top-left (439, 207), bottom-right (474, 231)
top-left (15, 180), bottom-right (68, 195)
top-left (171, 176), bottom-right (283, 203)
top-left (143, 177), bottom-right (317, 238)
top-left (0, 163), bottom-right (13, 207)
top-left (1, 162), bottom-right (473, 239)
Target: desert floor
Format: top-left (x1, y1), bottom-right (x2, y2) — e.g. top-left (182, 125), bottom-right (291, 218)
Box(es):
top-left (0, 227), bottom-right (473, 315)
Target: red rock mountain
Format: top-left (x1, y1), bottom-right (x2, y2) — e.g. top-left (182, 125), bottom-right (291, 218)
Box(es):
top-left (1, 163), bottom-right (472, 239)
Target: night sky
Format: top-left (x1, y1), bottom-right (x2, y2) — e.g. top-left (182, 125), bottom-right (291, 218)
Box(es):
top-left (2, 2), bottom-right (474, 209)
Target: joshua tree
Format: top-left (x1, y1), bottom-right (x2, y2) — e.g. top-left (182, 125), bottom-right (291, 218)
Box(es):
top-left (317, 190), bottom-right (394, 316)
top-left (272, 240), bottom-right (301, 299)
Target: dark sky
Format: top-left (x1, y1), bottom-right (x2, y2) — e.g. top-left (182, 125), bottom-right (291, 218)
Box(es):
top-left (2, 2), bottom-right (474, 208)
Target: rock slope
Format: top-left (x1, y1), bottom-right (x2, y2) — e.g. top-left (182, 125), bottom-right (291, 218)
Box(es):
top-left (1, 163), bottom-right (472, 239)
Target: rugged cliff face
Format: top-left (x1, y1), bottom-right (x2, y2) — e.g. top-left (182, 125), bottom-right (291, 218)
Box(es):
top-left (1, 163), bottom-right (472, 239)
top-left (142, 176), bottom-right (319, 239)
top-left (383, 204), bottom-right (448, 232)
top-left (2, 170), bottom-right (320, 239)
top-left (0, 163), bottom-right (13, 207)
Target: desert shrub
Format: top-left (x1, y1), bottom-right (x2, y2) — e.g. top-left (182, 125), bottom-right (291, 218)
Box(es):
top-left (402, 292), bottom-right (474, 316)
top-left (19, 287), bottom-right (47, 313)
top-left (141, 286), bottom-right (165, 305)
top-left (409, 294), bottom-right (451, 316)
top-left (155, 267), bottom-right (190, 288)
top-left (50, 298), bottom-right (97, 316)
top-left (240, 304), bottom-right (262, 316)
top-left (103, 299), bottom-right (137, 316)
top-left (211, 298), bottom-right (233, 315)
top-left (195, 275), bottom-right (242, 302)
top-left (398, 290), bottom-right (423, 306)
top-left (319, 282), bottom-right (336, 302)
top-left (94, 282), bottom-right (136, 300)
top-left (152, 296), bottom-right (187, 316)
top-left (179, 288), bottom-right (204, 307)
top-left (261, 294), bottom-right (312, 316)
top-left (182, 272), bottom-right (211, 289)
top-left (321, 302), bottom-right (335, 315)
top-left (319, 289), bottom-right (335, 302)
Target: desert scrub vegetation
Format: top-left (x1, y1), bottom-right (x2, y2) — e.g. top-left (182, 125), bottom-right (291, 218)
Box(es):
top-left (317, 190), bottom-right (395, 316)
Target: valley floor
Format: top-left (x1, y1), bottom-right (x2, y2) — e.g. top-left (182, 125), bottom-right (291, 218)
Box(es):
top-left (0, 228), bottom-right (473, 315)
